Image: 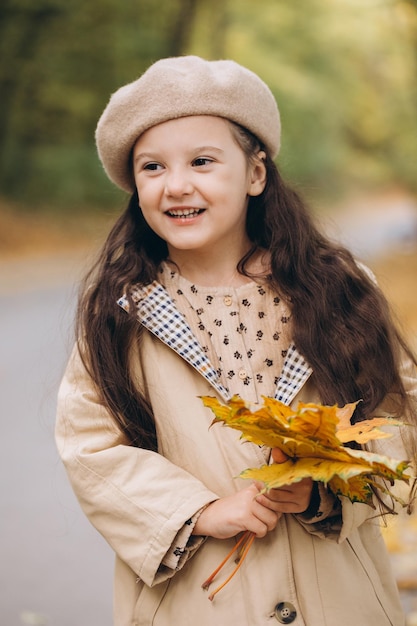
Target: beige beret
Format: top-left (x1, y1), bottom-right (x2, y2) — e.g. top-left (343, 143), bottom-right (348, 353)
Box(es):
top-left (95, 56), bottom-right (281, 192)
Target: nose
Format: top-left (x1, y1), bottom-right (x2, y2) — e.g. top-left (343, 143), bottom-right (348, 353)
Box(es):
top-left (164, 167), bottom-right (193, 198)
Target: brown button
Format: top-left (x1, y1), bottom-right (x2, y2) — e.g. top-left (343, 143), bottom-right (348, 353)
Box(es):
top-left (223, 295), bottom-right (233, 306)
top-left (274, 602), bottom-right (297, 623)
top-left (238, 369), bottom-right (247, 380)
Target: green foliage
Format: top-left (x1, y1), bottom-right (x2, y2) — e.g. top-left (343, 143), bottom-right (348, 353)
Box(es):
top-left (220, 0), bottom-right (417, 193)
top-left (0, 0), bottom-right (416, 209)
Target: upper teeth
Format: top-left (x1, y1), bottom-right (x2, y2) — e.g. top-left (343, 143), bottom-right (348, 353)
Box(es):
top-left (168, 208), bottom-right (201, 217)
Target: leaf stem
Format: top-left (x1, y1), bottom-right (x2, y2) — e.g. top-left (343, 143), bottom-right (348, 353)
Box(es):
top-left (207, 532), bottom-right (255, 601)
top-left (201, 531), bottom-right (256, 600)
top-left (201, 531), bottom-right (251, 591)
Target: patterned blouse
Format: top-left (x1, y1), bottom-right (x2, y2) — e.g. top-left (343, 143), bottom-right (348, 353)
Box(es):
top-left (158, 262), bottom-right (293, 405)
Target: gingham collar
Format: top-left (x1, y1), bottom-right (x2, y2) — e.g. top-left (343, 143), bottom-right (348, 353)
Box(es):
top-left (118, 281), bottom-right (312, 405)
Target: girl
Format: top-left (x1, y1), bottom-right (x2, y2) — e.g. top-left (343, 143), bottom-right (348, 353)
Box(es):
top-left (56, 56), bottom-right (417, 626)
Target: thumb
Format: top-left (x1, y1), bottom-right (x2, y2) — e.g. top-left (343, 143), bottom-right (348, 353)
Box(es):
top-left (271, 448), bottom-right (288, 464)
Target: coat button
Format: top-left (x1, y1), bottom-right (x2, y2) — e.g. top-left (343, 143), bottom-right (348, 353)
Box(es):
top-left (274, 601), bottom-right (297, 623)
top-left (238, 369), bottom-right (248, 380)
top-left (223, 295), bottom-right (233, 306)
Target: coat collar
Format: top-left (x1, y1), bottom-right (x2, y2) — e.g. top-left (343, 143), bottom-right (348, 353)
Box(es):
top-left (118, 281), bottom-right (312, 405)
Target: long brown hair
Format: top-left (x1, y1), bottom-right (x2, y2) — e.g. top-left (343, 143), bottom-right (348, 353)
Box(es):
top-left (76, 122), bottom-right (417, 465)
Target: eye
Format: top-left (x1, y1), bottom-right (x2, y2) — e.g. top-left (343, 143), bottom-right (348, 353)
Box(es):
top-left (192, 157), bottom-right (214, 167)
top-left (143, 162), bottom-right (163, 171)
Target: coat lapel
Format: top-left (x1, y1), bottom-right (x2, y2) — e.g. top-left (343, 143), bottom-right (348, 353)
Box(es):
top-left (118, 282), bottom-right (312, 405)
top-left (118, 282), bottom-right (230, 400)
top-left (274, 342), bottom-right (313, 405)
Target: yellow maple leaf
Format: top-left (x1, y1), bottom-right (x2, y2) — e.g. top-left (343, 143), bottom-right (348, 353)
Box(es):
top-left (201, 395), bottom-right (410, 507)
top-left (200, 395), bottom-right (411, 600)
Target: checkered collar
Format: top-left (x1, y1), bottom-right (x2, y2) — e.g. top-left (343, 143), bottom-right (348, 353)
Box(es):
top-left (118, 281), bottom-right (312, 405)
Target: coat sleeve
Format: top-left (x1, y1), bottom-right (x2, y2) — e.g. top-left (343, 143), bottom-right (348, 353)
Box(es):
top-left (55, 345), bottom-right (219, 587)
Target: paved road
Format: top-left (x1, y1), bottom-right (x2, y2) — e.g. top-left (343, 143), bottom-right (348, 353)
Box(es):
top-left (0, 260), bottom-right (113, 626)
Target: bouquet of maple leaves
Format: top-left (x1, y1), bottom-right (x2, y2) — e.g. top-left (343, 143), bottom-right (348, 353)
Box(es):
top-left (200, 395), bottom-right (411, 600)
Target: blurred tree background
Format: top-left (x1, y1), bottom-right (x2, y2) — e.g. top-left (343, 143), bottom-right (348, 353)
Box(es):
top-left (1, 6), bottom-right (417, 617)
top-left (0, 0), bottom-right (416, 212)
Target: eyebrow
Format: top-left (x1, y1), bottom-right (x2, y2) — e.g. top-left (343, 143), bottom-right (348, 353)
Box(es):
top-left (192, 146), bottom-right (224, 154)
top-left (134, 146), bottom-right (224, 163)
top-left (134, 152), bottom-right (158, 164)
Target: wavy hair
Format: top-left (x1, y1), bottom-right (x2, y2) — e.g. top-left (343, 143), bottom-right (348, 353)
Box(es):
top-left (76, 122), bottom-right (417, 474)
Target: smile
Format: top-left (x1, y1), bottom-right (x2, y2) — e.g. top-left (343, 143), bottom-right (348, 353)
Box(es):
top-left (165, 208), bottom-right (205, 218)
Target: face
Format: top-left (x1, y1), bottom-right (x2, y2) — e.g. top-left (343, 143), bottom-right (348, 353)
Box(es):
top-left (132, 115), bottom-right (266, 262)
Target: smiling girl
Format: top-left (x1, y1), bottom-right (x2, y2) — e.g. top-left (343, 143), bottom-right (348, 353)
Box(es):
top-left (56, 56), bottom-right (417, 626)
top-left (132, 115), bottom-right (265, 268)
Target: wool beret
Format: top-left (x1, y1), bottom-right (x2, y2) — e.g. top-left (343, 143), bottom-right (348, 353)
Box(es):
top-left (95, 56), bottom-right (281, 193)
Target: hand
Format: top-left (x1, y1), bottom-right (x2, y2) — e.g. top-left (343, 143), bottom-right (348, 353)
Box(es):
top-left (192, 483), bottom-right (283, 539)
top-left (256, 448), bottom-right (313, 514)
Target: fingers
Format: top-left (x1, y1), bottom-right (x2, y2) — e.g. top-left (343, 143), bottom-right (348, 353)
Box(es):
top-left (193, 484), bottom-right (282, 539)
top-left (251, 499), bottom-right (282, 537)
top-left (271, 448), bottom-right (288, 463)
top-left (194, 477), bottom-right (314, 541)
top-left (256, 478), bottom-right (314, 514)
top-left (244, 484), bottom-right (281, 537)
top-left (268, 448), bottom-right (314, 513)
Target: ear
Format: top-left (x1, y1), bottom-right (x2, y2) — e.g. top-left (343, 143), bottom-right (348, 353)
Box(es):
top-left (248, 150), bottom-right (267, 197)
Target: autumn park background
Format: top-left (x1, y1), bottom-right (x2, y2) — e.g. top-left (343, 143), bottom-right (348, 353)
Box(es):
top-left (1, 0), bottom-right (417, 624)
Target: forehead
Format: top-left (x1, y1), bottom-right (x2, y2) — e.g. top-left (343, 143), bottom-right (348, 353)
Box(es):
top-left (133, 115), bottom-right (234, 152)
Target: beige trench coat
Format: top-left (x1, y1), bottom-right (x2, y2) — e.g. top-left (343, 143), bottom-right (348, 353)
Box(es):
top-left (56, 282), bottom-right (414, 626)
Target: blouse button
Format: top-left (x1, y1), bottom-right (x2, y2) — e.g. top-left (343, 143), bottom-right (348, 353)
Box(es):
top-left (223, 295), bottom-right (233, 306)
top-left (238, 369), bottom-right (247, 380)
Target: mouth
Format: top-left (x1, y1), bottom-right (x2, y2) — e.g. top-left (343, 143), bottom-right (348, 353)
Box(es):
top-left (165, 208), bottom-right (205, 218)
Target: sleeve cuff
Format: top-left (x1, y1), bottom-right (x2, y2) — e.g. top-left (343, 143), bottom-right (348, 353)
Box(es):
top-left (161, 508), bottom-right (207, 571)
top-left (299, 482), bottom-right (341, 523)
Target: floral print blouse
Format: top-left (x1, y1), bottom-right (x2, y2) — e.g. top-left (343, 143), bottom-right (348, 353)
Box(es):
top-left (159, 263), bottom-right (293, 405)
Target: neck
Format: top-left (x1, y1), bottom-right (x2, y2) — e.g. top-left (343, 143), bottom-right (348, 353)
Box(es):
top-left (167, 245), bottom-right (269, 288)
top-left (168, 246), bottom-right (247, 287)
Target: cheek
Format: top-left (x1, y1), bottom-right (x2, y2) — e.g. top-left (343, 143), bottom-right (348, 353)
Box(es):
top-left (138, 203), bottom-right (156, 228)
top-left (135, 181), bottom-right (155, 211)
top-left (137, 196), bottom-right (164, 238)
top-left (135, 187), bottom-right (152, 220)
